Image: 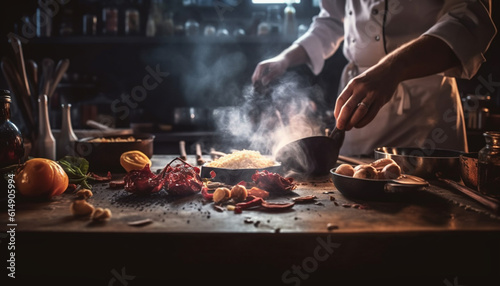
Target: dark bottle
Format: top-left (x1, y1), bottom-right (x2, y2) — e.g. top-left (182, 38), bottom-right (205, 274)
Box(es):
top-left (478, 131), bottom-right (500, 198)
top-left (0, 90), bottom-right (25, 168)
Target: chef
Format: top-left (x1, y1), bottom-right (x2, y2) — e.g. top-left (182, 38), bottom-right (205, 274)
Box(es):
top-left (252, 0), bottom-right (496, 156)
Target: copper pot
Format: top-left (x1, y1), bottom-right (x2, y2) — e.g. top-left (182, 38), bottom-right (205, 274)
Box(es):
top-left (460, 152), bottom-right (478, 191)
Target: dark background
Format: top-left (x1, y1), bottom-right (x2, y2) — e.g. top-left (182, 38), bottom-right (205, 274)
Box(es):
top-left (0, 0), bottom-right (498, 153)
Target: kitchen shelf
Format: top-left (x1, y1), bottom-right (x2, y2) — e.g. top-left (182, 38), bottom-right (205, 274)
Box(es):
top-left (27, 35), bottom-right (298, 45)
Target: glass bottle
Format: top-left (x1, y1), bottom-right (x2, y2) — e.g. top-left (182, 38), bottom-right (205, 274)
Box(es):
top-left (0, 90), bottom-right (25, 168)
top-left (478, 131), bottom-right (500, 198)
top-left (37, 94), bottom-right (56, 160)
top-left (102, 3), bottom-right (119, 35)
top-left (283, 0), bottom-right (296, 37)
top-left (125, 7), bottom-right (141, 35)
top-left (57, 103), bottom-right (78, 159)
top-left (267, 5), bottom-right (282, 35)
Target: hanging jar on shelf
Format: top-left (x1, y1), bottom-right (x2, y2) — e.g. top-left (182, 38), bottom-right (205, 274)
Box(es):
top-left (57, 103), bottom-right (78, 159)
top-left (37, 94), bottom-right (56, 160)
top-left (478, 131), bottom-right (500, 198)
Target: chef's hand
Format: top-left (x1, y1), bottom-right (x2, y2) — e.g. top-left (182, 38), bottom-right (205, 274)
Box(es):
top-left (252, 44), bottom-right (310, 87)
top-left (252, 55), bottom-right (289, 87)
top-left (334, 63), bottom-right (398, 131)
top-left (334, 35), bottom-right (461, 131)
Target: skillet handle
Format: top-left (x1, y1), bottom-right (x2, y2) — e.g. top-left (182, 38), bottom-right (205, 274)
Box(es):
top-left (384, 183), bottom-right (427, 193)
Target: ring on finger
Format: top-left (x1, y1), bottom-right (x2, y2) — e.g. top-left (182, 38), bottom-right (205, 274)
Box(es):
top-left (357, 101), bottom-right (369, 109)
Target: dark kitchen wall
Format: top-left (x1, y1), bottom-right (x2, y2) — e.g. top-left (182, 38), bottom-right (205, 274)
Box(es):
top-left (0, 1), bottom-right (498, 145)
top-left (0, 0), bottom-right (333, 132)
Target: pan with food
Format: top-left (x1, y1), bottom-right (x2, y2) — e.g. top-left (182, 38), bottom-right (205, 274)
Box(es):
top-left (330, 158), bottom-right (429, 200)
top-left (200, 150), bottom-right (282, 185)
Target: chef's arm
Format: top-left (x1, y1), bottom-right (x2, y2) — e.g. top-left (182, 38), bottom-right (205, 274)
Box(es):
top-left (251, 44), bottom-right (310, 86)
top-left (383, 35), bottom-right (460, 83)
top-left (334, 35), bottom-right (460, 130)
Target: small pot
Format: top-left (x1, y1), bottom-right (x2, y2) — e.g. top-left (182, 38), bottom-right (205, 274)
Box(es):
top-left (173, 107), bottom-right (212, 131)
top-left (74, 133), bottom-right (154, 172)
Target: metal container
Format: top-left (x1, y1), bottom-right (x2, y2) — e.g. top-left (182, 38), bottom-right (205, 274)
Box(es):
top-left (374, 147), bottom-right (461, 181)
top-left (459, 152), bottom-right (478, 191)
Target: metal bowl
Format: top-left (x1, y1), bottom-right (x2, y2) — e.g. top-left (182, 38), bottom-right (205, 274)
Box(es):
top-left (374, 147), bottom-right (461, 181)
top-left (74, 134), bottom-right (154, 173)
top-left (200, 164), bottom-right (282, 185)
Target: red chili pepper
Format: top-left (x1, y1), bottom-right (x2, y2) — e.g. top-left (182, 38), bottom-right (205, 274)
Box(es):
top-left (201, 186), bottom-right (213, 200)
top-left (261, 201), bottom-right (295, 210)
top-left (235, 196), bottom-right (263, 210)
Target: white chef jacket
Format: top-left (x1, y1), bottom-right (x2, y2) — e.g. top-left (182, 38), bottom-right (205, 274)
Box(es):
top-left (294, 0), bottom-right (497, 156)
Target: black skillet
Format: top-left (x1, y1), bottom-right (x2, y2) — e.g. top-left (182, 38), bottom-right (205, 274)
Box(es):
top-left (275, 127), bottom-right (345, 176)
top-left (330, 166), bottom-right (429, 201)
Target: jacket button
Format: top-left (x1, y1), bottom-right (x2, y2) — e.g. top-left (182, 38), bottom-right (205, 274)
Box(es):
top-left (375, 35), bottom-right (381, 41)
top-left (372, 9), bottom-right (379, 15)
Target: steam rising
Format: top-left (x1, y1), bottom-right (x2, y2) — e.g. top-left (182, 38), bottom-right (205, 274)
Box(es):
top-left (214, 72), bottom-right (330, 158)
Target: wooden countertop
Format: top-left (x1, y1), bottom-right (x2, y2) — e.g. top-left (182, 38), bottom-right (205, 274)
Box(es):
top-left (3, 155), bottom-right (500, 285)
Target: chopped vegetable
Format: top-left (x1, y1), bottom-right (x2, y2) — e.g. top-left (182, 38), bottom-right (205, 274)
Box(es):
top-left (120, 150), bottom-right (152, 172)
top-left (57, 156), bottom-right (92, 189)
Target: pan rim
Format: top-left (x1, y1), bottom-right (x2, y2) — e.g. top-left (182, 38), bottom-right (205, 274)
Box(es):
top-left (374, 146), bottom-right (463, 159)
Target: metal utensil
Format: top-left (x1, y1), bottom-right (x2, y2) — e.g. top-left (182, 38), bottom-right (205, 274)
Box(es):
top-left (275, 127), bottom-right (345, 176)
top-left (1, 57), bottom-right (35, 139)
top-left (438, 177), bottom-right (499, 213)
top-left (48, 58), bottom-right (70, 98)
top-left (179, 140), bottom-right (187, 160)
top-left (40, 58), bottom-right (54, 96)
top-left (7, 34), bottom-right (30, 98)
top-left (26, 59), bottom-right (39, 96)
top-left (195, 143), bottom-right (205, 165)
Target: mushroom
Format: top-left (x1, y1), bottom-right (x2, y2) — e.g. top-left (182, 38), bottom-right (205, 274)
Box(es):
top-left (353, 165), bottom-right (378, 179)
top-left (335, 164), bottom-right (355, 176)
top-left (380, 163), bottom-right (401, 179)
top-left (370, 158), bottom-right (397, 170)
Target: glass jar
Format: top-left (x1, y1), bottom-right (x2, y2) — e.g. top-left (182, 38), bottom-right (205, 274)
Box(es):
top-left (102, 7), bottom-right (119, 35)
top-left (125, 8), bottom-right (141, 35)
top-left (478, 131), bottom-right (500, 198)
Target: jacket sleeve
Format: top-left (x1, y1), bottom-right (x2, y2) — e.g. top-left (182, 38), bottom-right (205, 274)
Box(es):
top-left (423, 0), bottom-right (497, 79)
top-left (293, 0), bottom-right (346, 75)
